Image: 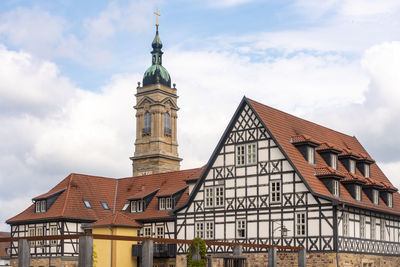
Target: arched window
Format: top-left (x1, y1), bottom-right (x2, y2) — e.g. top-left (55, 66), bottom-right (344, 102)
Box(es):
top-left (143, 112), bottom-right (151, 135)
top-left (164, 112), bottom-right (171, 135)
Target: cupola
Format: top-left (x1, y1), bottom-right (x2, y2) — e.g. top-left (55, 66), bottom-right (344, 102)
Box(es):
top-left (142, 25), bottom-right (171, 87)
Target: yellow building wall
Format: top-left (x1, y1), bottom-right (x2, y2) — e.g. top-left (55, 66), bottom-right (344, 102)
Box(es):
top-left (92, 226), bottom-right (139, 267)
top-left (115, 227), bottom-right (138, 267)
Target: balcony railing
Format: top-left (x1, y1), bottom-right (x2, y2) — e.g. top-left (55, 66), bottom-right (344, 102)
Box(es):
top-left (132, 243), bottom-right (176, 258)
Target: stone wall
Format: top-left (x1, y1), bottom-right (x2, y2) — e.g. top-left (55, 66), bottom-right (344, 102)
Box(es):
top-left (177, 252), bottom-right (400, 267)
top-left (10, 257), bottom-right (78, 267)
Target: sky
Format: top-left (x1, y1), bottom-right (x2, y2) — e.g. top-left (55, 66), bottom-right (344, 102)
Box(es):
top-left (1, 0), bottom-right (400, 231)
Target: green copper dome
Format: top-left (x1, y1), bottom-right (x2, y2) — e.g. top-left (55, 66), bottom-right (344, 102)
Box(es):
top-left (143, 26), bottom-right (171, 87)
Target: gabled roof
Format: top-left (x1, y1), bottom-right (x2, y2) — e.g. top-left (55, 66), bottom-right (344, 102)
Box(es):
top-left (7, 167), bottom-right (204, 224)
top-left (0, 232), bottom-right (10, 259)
top-left (91, 212), bottom-right (141, 228)
top-left (247, 98), bottom-right (400, 215)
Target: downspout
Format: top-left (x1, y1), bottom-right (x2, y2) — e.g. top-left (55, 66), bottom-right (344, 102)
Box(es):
top-left (110, 180), bottom-right (118, 267)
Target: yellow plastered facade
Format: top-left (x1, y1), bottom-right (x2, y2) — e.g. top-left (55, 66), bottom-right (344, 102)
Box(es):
top-left (92, 226), bottom-right (139, 267)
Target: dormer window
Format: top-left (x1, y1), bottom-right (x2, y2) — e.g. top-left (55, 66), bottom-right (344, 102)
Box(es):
top-left (388, 193), bottom-right (393, 208)
top-left (355, 185), bottom-right (361, 201)
top-left (349, 159), bottom-right (356, 174)
top-left (373, 189), bottom-right (379, 205)
top-left (364, 164), bottom-right (370, 178)
top-left (332, 180), bottom-right (340, 197)
top-left (330, 154), bottom-right (338, 170)
top-left (159, 197), bottom-right (173, 210)
top-left (131, 200), bottom-right (144, 213)
top-left (307, 146), bottom-right (315, 165)
top-left (35, 200), bottom-right (46, 213)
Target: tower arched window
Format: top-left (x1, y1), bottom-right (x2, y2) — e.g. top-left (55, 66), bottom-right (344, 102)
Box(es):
top-left (164, 112), bottom-right (171, 135)
top-left (143, 112), bottom-right (151, 135)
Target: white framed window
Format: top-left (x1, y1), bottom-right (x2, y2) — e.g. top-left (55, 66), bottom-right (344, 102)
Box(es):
top-left (215, 186), bottom-right (224, 207)
top-left (236, 145), bottom-right (246, 166)
top-left (40, 200), bottom-right (46, 212)
top-left (307, 146), bottom-right (315, 164)
top-left (330, 154), bottom-right (338, 170)
top-left (159, 198), bottom-right (166, 210)
top-left (205, 188), bottom-right (213, 208)
top-left (364, 164), bottom-right (370, 178)
top-left (360, 216), bottom-right (366, 238)
top-left (349, 159), bottom-right (356, 174)
top-left (388, 193), bottom-right (393, 208)
top-left (29, 228), bottom-right (35, 246)
top-left (166, 197), bottom-right (172, 209)
top-left (205, 222), bottom-right (214, 239)
top-left (36, 226), bottom-right (43, 246)
top-left (236, 143), bottom-right (257, 166)
top-left (296, 212), bottom-right (306, 236)
top-left (143, 226), bottom-right (152, 237)
top-left (237, 219), bottom-right (246, 238)
top-left (247, 143), bottom-right (257, 164)
top-left (195, 222), bottom-right (204, 238)
top-left (371, 217), bottom-right (376, 239)
top-left (35, 202), bottom-right (41, 213)
top-left (355, 185), bottom-right (361, 201)
top-left (333, 180), bottom-right (340, 197)
top-left (131, 200), bottom-right (144, 212)
top-left (380, 219), bottom-right (386, 241)
top-left (343, 213), bottom-right (349, 236)
top-left (271, 181), bottom-right (281, 203)
top-left (50, 226), bottom-right (58, 245)
top-left (373, 190), bottom-right (379, 205)
top-left (156, 226), bottom-right (164, 239)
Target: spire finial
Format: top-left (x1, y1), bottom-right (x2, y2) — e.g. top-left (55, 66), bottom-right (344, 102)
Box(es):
top-left (154, 8), bottom-right (161, 27)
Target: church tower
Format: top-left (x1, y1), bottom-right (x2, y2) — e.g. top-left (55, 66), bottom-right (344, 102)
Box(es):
top-left (130, 22), bottom-right (181, 176)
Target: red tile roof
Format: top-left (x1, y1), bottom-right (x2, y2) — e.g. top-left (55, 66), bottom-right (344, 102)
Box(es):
top-left (248, 98), bottom-right (400, 215)
top-left (91, 212), bottom-right (141, 228)
top-left (0, 232), bottom-right (10, 259)
top-left (7, 167), bottom-right (204, 225)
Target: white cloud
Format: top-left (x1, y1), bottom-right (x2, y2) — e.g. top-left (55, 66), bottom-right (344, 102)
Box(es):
top-left (208, 0), bottom-right (256, 8)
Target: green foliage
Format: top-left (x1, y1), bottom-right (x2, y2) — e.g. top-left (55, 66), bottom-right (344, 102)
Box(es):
top-left (187, 237), bottom-right (207, 267)
top-left (92, 244), bottom-right (98, 267)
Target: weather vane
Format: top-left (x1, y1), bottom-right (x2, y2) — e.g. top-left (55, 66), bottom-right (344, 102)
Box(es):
top-left (154, 8), bottom-right (161, 27)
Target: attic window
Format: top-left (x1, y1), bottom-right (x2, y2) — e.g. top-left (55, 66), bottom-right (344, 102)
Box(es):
top-left (83, 200), bottom-right (92, 209)
top-left (349, 159), bottom-right (356, 174)
top-left (355, 185), bottom-right (361, 201)
top-left (364, 164), bottom-right (370, 178)
top-left (332, 180), bottom-right (340, 197)
top-left (35, 200), bottom-right (46, 213)
top-left (121, 203), bottom-right (129, 211)
top-left (330, 154), bottom-right (338, 170)
top-left (101, 201), bottom-right (109, 210)
top-left (307, 147), bottom-right (315, 165)
top-left (388, 193), bottom-right (393, 208)
top-left (131, 200), bottom-right (144, 213)
top-left (159, 197), bottom-right (173, 210)
top-left (372, 190), bottom-right (379, 205)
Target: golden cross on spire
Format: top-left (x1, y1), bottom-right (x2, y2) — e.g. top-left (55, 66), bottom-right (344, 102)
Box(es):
top-left (154, 8), bottom-right (161, 26)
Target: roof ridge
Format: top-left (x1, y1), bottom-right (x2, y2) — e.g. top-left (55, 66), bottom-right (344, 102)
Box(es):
top-left (116, 167), bottom-right (203, 180)
top-left (247, 98), bottom-right (359, 141)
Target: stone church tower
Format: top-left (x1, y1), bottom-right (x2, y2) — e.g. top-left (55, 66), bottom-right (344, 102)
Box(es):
top-left (130, 25), bottom-right (181, 176)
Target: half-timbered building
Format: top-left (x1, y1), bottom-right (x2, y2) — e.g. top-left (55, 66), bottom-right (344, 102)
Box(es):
top-left (173, 97), bottom-right (400, 266)
top-left (7, 21), bottom-right (400, 267)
